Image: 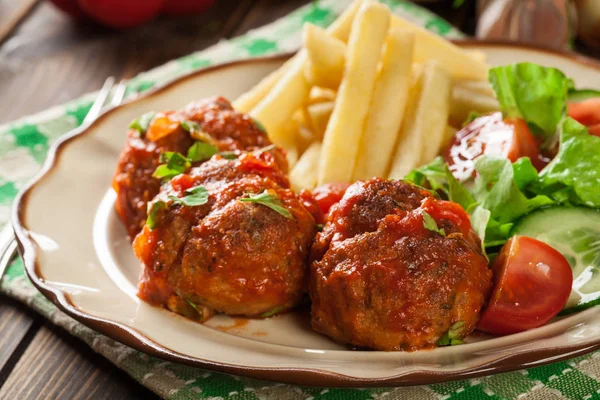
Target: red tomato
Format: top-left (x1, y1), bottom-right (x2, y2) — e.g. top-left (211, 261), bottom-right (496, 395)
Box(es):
top-left (312, 182), bottom-right (351, 216)
top-left (48, 0), bottom-right (88, 18)
top-left (77, 0), bottom-right (165, 29)
top-left (444, 112), bottom-right (544, 181)
top-left (162, 0), bottom-right (216, 15)
top-left (477, 236), bottom-right (572, 335)
top-left (589, 124), bottom-right (600, 137)
top-left (568, 99), bottom-right (600, 127)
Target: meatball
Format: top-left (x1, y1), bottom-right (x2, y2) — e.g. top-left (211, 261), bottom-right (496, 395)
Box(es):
top-left (113, 96), bottom-right (283, 238)
top-left (135, 155), bottom-right (316, 321)
top-left (310, 179), bottom-right (491, 351)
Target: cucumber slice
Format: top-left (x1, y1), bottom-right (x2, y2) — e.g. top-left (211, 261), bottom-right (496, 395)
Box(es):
top-left (513, 206), bottom-right (600, 314)
top-left (568, 89), bottom-right (600, 103)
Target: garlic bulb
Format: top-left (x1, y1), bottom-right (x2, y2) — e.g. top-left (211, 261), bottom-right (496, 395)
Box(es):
top-left (576, 0), bottom-right (600, 48)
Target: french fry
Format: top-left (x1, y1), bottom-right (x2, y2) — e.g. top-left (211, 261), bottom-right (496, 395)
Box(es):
top-left (353, 28), bottom-right (414, 180)
top-left (390, 15), bottom-right (488, 80)
top-left (443, 125), bottom-right (457, 150)
top-left (304, 24), bottom-right (346, 89)
top-left (232, 56), bottom-right (295, 113)
top-left (250, 60), bottom-right (311, 147)
top-left (449, 85), bottom-right (500, 127)
top-left (306, 101), bottom-right (334, 138)
top-left (318, 2), bottom-right (391, 185)
top-left (297, 125), bottom-right (318, 155)
top-left (464, 49), bottom-right (487, 65)
top-left (388, 60), bottom-right (451, 179)
top-left (455, 79), bottom-right (495, 97)
top-left (290, 142), bottom-right (322, 192)
top-left (232, 0), bottom-right (362, 111)
top-left (307, 87), bottom-right (337, 105)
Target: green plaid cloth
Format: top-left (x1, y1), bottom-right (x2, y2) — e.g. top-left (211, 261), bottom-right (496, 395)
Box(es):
top-left (1, 1), bottom-right (600, 399)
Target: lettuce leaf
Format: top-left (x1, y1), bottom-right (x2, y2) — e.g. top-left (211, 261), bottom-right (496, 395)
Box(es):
top-left (471, 156), bottom-right (554, 223)
top-left (489, 63), bottom-right (569, 136)
top-left (537, 117), bottom-right (600, 207)
top-left (405, 157), bottom-right (474, 210)
top-left (407, 155), bottom-right (554, 249)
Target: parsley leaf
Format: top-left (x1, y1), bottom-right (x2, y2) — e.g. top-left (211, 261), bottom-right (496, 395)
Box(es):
top-left (187, 141), bottom-right (218, 162)
top-left (169, 185), bottom-right (209, 207)
top-left (261, 306), bottom-right (284, 318)
top-left (421, 210), bottom-right (446, 236)
top-left (252, 117), bottom-right (267, 134)
top-left (129, 111), bottom-right (156, 135)
top-left (437, 321), bottom-right (465, 346)
top-left (180, 119), bottom-right (217, 144)
top-left (185, 298), bottom-right (204, 318)
top-left (146, 200), bottom-right (167, 230)
top-left (316, 223), bottom-right (324, 232)
top-left (219, 151), bottom-right (238, 160)
top-left (153, 152), bottom-right (191, 180)
top-left (180, 119), bottom-right (201, 133)
top-left (239, 190), bottom-right (293, 219)
top-left (254, 144), bottom-right (276, 154)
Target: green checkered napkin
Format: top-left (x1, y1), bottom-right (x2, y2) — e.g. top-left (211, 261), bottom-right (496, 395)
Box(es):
top-left (1, 1), bottom-right (600, 399)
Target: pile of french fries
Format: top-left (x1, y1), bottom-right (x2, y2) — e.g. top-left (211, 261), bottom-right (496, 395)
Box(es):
top-left (233, 0), bottom-right (500, 191)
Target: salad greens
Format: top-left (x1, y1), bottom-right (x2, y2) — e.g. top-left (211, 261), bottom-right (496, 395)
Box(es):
top-left (535, 117), bottom-right (600, 207)
top-left (408, 62), bottom-right (600, 251)
top-left (489, 63), bottom-right (569, 137)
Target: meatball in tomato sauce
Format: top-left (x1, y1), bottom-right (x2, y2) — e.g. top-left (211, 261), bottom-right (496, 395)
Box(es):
top-left (310, 179), bottom-right (491, 351)
top-left (113, 97), bottom-right (282, 238)
top-left (134, 153), bottom-right (317, 321)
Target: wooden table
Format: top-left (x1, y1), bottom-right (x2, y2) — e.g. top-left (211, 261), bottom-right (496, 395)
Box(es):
top-left (0, 1), bottom-right (596, 398)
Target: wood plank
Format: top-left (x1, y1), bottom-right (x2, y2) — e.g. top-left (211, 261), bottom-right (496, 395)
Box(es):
top-left (0, 323), bottom-right (160, 400)
top-left (0, 0), bottom-right (254, 125)
top-left (0, 296), bottom-right (39, 377)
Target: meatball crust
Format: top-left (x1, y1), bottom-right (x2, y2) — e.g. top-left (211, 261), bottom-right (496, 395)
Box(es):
top-left (310, 178), bottom-right (491, 351)
top-left (135, 156), bottom-right (316, 320)
top-left (113, 97), bottom-right (283, 238)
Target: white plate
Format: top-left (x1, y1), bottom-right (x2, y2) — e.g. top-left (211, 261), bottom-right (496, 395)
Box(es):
top-left (13, 42), bottom-right (600, 387)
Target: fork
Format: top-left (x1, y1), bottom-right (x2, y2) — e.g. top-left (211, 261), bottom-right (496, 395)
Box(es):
top-left (0, 77), bottom-right (127, 282)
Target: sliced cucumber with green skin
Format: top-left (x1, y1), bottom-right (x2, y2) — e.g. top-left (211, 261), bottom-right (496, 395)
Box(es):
top-left (568, 89), bottom-right (600, 103)
top-left (513, 206), bottom-right (600, 314)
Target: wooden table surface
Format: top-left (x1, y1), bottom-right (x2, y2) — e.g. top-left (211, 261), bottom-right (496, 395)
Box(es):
top-left (0, 1), bottom-right (597, 399)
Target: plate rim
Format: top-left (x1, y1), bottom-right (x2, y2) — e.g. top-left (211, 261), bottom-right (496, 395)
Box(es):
top-left (11, 40), bottom-right (600, 388)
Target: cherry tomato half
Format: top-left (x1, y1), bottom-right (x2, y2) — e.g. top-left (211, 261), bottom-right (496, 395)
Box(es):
top-left (312, 182), bottom-right (351, 216)
top-left (477, 235), bottom-right (572, 335)
top-left (77, 0), bottom-right (165, 29)
top-left (568, 98), bottom-right (600, 128)
top-left (444, 112), bottom-right (544, 181)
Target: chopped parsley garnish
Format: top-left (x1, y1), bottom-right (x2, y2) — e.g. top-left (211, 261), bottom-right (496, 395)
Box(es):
top-left (146, 187), bottom-right (209, 230)
top-left (316, 223), bottom-right (324, 231)
top-left (261, 306), bottom-right (284, 318)
top-left (129, 111), bottom-right (156, 135)
top-left (219, 151), bottom-right (238, 160)
top-left (252, 117), bottom-right (267, 134)
top-left (254, 144), bottom-right (276, 155)
top-left (180, 119), bottom-right (201, 133)
top-left (146, 200), bottom-right (167, 229)
top-left (153, 152), bottom-right (191, 180)
top-left (169, 185), bottom-right (209, 207)
top-left (187, 141), bottom-right (218, 162)
top-left (437, 321), bottom-right (465, 346)
top-left (153, 141), bottom-right (219, 181)
top-left (180, 119), bottom-right (217, 144)
top-left (185, 298), bottom-right (203, 318)
top-left (240, 190), bottom-right (293, 219)
top-left (422, 210), bottom-right (446, 236)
